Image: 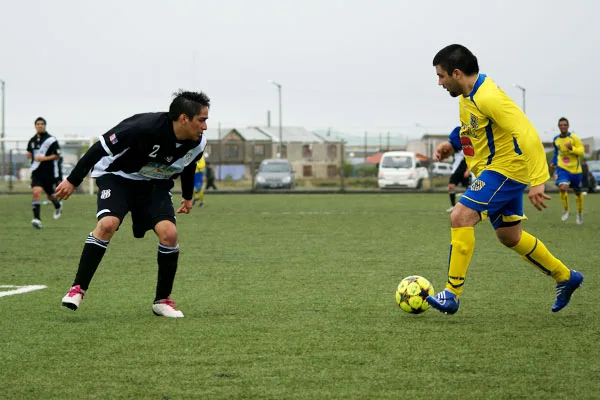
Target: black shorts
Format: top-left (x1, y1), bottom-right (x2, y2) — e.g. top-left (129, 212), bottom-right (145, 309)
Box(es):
top-left (95, 174), bottom-right (176, 239)
top-left (31, 173), bottom-right (57, 196)
top-left (449, 160), bottom-right (471, 187)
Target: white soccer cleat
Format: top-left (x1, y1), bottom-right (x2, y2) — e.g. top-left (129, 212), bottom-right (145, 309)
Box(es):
top-left (53, 202), bottom-right (63, 220)
top-left (62, 285), bottom-right (85, 310)
top-left (31, 218), bottom-right (42, 229)
top-left (152, 298), bottom-right (184, 318)
top-left (561, 211), bottom-right (570, 222)
top-left (446, 206), bottom-right (454, 213)
top-left (576, 213), bottom-right (583, 225)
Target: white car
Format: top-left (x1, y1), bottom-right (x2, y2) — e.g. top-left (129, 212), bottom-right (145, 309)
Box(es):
top-left (378, 151), bottom-right (429, 189)
top-left (431, 162), bottom-right (453, 177)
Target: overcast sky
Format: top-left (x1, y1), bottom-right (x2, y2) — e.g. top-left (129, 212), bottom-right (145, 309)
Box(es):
top-left (1, 0), bottom-right (597, 143)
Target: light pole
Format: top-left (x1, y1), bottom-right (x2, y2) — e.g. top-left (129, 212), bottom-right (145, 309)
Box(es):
top-left (513, 84), bottom-right (526, 114)
top-left (268, 80), bottom-right (283, 158)
top-left (1, 79), bottom-right (5, 176)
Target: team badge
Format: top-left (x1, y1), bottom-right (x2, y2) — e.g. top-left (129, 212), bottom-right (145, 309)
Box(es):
top-left (469, 179), bottom-right (485, 191)
top-left (469, 113), bottom-right (479, 129)
top-left (183, 151), bottom-right (194, 165)
top-left (100, 189), bottom-right (111, 199)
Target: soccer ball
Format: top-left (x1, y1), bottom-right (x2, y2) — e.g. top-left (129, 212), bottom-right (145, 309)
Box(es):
top-left (395, 275), bottom-right (434, 314)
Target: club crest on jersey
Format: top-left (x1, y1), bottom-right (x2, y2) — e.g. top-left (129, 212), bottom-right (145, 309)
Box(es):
top-left (469, 113), bottom-right (479, 129)
top-left (164, 156), bottom-right (173, 163)
top-left (469, 179), bottom-right (485, 191)
top-left (100, 189), bottom-right (111, 199)
top-left (184, 151), bottom-right (194, 165)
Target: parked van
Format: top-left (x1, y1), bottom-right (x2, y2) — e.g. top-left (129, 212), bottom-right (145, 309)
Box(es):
top-left (431, 162), bottom-right (453, 177)
top-left (377, 151), bottom-right (429, 189)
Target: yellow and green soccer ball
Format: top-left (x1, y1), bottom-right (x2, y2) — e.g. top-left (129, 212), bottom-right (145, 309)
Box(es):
top-left (395, 275), bottom-right (434, 314)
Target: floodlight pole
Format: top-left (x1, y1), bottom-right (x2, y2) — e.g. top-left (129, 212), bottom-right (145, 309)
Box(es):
top-left (513, 84), bottom-right (526, 114)
top-left (268, 80), bottom-right (283, 158)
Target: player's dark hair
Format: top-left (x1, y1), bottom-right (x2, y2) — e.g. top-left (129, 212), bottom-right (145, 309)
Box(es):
top-left (35, 117), bottom-right (47, 125)
top-left (169, 90), bottom-right (211, 122)
top-left (558, 117), bottom-right (569, 126)
top-left (433, 44), bottom-right (479, 76)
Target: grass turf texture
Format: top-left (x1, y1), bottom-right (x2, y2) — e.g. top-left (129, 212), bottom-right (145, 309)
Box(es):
top-left (1, 193), bottom-right (599, 399)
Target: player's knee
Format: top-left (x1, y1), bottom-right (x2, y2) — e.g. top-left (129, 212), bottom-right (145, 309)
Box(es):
top-left (155, 221), bottom-right (178, 246)
top-left (95, 216), bottom-right (120, 239)
top-left (450, 204), bottom-right (479, 227)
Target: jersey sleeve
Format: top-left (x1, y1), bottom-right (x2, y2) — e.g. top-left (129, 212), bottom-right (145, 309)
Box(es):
top-left (551, 137), bottom-right (558, 165)
top-left (47, 140), bottom-right (60, 156)
top-left (97, 114), bottom-right (150, 156)
top-left (476, 93), bottom-right (549, 186)
top-left (570, 134), bottom-right (585, 157)
top-left (448, 126), bottom-right (462, 152)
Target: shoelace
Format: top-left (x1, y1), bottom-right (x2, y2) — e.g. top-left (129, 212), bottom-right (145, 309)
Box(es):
top-left (67, 286), bottom-right (84, 297)
top-left (160, 298), bottom-right (179, 310)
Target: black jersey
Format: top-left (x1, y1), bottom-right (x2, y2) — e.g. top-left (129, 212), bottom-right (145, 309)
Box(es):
top-left (67, 112), bottom-right (205, 199)
top-left (26, 132), bottom-right (62, 178)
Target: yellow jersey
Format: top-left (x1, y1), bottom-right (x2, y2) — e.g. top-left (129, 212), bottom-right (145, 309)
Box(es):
top-left (551, 133), bottom-right (584, 174)
top-left (456, 74), bottom-right (549, 187)
top-left (195, 156), bottom-right (206, 173)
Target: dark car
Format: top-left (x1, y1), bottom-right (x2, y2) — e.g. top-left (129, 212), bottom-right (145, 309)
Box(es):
top-left (254, 159), bottom-right (295, 189)
top-left (586, 160), bottom-right (600, 191)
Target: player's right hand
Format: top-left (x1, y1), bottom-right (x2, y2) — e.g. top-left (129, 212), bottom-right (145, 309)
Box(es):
top-left (434, 142), bottom-right (455, 161)
top-left (55, 179), bottom-right (76, 200)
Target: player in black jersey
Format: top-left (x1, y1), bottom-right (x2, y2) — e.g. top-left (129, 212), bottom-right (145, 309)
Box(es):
top-left (26, 117), bottom-right (63, 229)
top-left (56, 90), bottom-right (210, 318)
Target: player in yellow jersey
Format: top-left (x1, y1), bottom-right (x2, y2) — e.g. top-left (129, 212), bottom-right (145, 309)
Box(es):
top-left (426, 44), bottom-right (583, 315)
top-left (192, 156), bottom-right (206, 207)
top-left (550, 117), bottom-right (585, 224)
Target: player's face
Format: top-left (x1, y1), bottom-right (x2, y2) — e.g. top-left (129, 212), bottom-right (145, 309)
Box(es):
top-left (35, 121), bottom-right (46, 134)
top-left (184, 106), bottom-right (209, 140)
top-left (558, 120), bottom-right (569, 135)
top-left (435, 65), bottom-right (461, 97)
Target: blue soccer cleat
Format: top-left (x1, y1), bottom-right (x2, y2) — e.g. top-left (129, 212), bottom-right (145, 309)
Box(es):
top-left (426, 289), bottom-right (460, 315)
top-left (552, 270), bottom-right (583, 312)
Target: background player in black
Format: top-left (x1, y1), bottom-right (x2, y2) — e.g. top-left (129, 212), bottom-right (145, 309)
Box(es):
top-left (446, 151), bottom-right (471, 213)
top-left (26, 117), bottom-right (63, 229)
top-left (205, 161), bottom-right (217, 190)
top-left (56, 91), bottom-right (210, 318)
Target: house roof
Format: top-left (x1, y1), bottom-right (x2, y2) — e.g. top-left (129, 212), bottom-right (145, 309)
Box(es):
top-left (254, 126), bottom-right (327, 143)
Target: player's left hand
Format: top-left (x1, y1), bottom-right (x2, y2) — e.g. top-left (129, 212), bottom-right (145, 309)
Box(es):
top-left (528, 184), bottom-right (551, 211)
top-left (177, 199), bottom-right (193, 214)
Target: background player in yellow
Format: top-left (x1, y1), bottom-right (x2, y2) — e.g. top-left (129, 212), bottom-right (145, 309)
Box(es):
top-left (550, 117), bottom-right (585, 224)
top-left (192, 155), bottom-right (206, 207)
top-left (426, 44), bottom-right (583, 315)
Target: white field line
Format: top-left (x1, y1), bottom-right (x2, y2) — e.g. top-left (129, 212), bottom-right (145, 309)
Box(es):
top-left (0, 285), bottom-right (47, 297)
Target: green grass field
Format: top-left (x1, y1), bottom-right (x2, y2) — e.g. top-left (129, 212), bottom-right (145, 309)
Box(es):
top-left (1, 193), bottom-right (599, 399)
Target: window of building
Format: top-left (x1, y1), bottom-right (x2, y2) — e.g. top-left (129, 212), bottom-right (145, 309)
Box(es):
top-left (254, 144), bottom-right (265, 156)
top-left (303, 165), bottom-right (312, 177)
top-left (225, 144), bottom-right (239, 159)
top-left (327, 165), bottom-right (337, 177)
top-left (302, 145), bottom-right (312, 158)
top-left (328, 144), bottom-right (337, 158)
top-left (205, 144), bottom-right (212, 156)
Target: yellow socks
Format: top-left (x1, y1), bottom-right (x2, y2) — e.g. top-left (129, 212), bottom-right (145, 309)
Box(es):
top-left (510, 231), bottom-right (570, 282)
top-left (560, 191), bottom-right (569, 211)
top-left (199, 189), bottom-right (205, 204)
top-left (576, 192), bottom-right (583, 214)
top-left (445, 227), bottom-right (475, 297)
